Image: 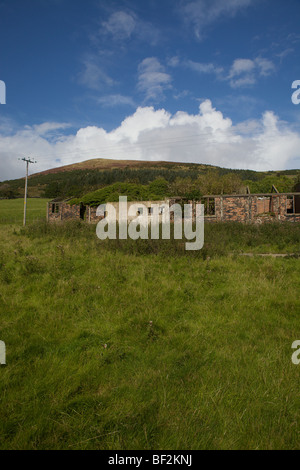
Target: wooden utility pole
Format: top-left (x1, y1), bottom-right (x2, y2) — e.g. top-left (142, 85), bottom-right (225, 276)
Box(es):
top-left (19, 157), bottom-right (36, 226)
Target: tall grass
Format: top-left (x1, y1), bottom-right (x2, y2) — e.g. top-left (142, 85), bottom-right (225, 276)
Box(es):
top-left (0, 221), bottom-right (299, 449)
top-left (24, 219), bottom-right (300, 257)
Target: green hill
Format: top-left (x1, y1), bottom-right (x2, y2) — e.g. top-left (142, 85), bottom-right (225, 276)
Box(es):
top-left (1, 157), bottom-right (299, 200)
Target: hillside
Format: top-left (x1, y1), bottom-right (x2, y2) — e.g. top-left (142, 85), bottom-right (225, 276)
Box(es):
top-left (30, 158), bottom-right (215, 176)
top-left (0, 157), bottom-right (299, 200)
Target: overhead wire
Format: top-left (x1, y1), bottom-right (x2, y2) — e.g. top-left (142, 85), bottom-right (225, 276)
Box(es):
top-left (19, 129), bottom-right (233, 163)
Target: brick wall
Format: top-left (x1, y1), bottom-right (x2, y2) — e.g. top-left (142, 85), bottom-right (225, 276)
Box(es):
top-left (201, 194), bottom-right (300, 223)
top-left (220, 196), bottom-right (251, 222)
top-left (48, 194), bottom-right (300, 224)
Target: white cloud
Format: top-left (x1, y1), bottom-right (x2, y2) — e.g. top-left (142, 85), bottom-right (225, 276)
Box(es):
top-left (1, 101), bottom-right (299, 181)
top-left (255, 57), bottom-right (275, 76)
top-left (0, 116), bottom-right (17, 136)
top-left (230, 75), bottom-right (257, 88)
top-left (276, 48), bottom-right (294, 62)
top-left (137, 58), bottom-right (172, 102)
top-left (185, 60), bottom-right (224, 76)
top-left (97, 94), bottom-right (136, 108)
top-left (168, 55), bottom-right (273, 88)
top-left (182, 0), bottom-right (254, 39)
top-left (228, 57), bottom-right (275, 88)
top-left (111, 106), bottom-right (171, 143)
top-left (173, 90), bottom-right (190, 100)
top-left (100, 10), bottom-right (160, 45)
top-left (32, 122), bottom-right (71, 136)
top-left (78, 56), bottom-right (115, 90)
top-left (230, 58), bottom-right (255, 76)
top-left (168, 56), bottom-right (180, 67)
top-left (102, 11), bottom-right (136, 40)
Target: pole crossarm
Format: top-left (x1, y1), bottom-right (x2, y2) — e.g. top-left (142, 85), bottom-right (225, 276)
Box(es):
top-left (21, 157), bottom-right (36, 164)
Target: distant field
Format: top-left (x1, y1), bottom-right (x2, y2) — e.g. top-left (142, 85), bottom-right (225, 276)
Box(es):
top-left (0, 198), bottom-right (50, 224)
top-left (0, 219), bottom-right (299, 449)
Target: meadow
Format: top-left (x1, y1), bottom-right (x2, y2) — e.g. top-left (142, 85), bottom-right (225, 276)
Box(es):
top-left (0, 198), bottom-right (299, 449)
top-left (0, 198), bottom-right (50, 225)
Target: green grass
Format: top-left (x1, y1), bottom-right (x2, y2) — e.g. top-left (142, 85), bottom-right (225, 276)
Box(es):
top-left (24, 217), bottom-right (300, 256)
top-left (0, 215), bottom-right (299, 449)
top-left (0, 198), bottom-right (50, 225)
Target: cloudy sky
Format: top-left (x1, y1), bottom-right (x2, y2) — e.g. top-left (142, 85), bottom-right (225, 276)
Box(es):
top-left (0, 0), bottom-right (300, 181)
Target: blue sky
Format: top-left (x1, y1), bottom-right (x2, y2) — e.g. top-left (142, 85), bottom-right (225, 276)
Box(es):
top-left (0, 0), bottom-right (300, 180)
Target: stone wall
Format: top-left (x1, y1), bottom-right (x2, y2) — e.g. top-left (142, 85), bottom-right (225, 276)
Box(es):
top-left (199, 194), bottom-right (300, 223)
top-left (48, 194), bottom-right (300, 224)
top-left (48, 202), bottom-right (80, 222)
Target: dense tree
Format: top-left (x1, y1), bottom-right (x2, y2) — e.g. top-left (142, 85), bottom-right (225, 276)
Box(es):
top-left (244, 175), bottom-right (294, 193)
top-left (1, 162), bottom-right (299, 199)
top-left (0, 184), bottom-right (18, 199)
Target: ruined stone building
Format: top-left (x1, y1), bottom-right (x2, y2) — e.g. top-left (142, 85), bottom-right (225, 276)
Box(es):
top-left (47, 191), bottom-right (300, 224)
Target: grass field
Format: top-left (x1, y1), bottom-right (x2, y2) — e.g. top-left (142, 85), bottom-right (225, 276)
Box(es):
top-left (0, 199), bottom-right (299, 449)
top-left (0, 198), bottom-right (50, 225)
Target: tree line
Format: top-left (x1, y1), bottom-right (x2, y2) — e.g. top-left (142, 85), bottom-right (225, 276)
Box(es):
top-left (0, 165), bottom-right (299, 200)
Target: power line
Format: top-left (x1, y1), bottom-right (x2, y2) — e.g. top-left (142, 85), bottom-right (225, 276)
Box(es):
top-left (18, 157), bottom-right (37, 226)
top-left (19, 130), bottom-right (231, 163)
